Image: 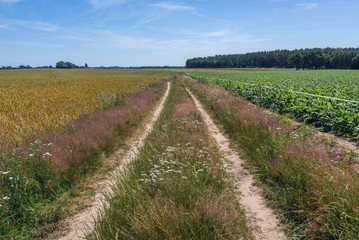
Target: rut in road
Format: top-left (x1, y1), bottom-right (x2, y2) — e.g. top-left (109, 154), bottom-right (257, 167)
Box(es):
top-left (186, 87), bottom-right (287, 240)
top-left (53, 82), bottom-right (171, 240)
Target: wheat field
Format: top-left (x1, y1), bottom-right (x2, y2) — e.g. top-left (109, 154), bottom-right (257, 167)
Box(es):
top-left (0, 69), bottom-right (170, 148)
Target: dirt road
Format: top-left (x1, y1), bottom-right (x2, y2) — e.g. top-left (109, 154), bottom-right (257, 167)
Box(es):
top-left (186, 87), bottom-right (287, 240)
top-left (52, 82), bottom-right (171, 240)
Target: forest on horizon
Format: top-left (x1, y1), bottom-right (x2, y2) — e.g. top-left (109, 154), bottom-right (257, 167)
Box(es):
top-left (186, 47), bottom-right (359, 70)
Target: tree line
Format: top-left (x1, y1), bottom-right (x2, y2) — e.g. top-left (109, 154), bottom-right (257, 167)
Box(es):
top-left (186, 47), bottom-right (359, 69)
top-left (1, 61), bottom-right (89, 70)
top-left (1, 65), bottom-right (52, 70)
top-left (56, 61), bottom-right (88, 69)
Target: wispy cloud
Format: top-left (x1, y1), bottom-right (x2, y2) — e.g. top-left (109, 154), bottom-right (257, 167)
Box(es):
top-left (296, 2), bottom-right (318, 10)
top-left (0, 19), bottom-right (58, 32)
top-left (151, 2), bottom-right (196, 13)
top-left (218, 33), bottom-right (273, 44)
top-left (86, 30), bottom-right (161, 50)
top-left (16, 20), bottom-right (58, 32)
top-left (180, 30), bottom-right (228, 38)
top-left (0, 0), bottom-right (22, 3)
top-left (5, 41), bottom-right (64, 48)
top-left (87, 0), bottom-right (125, 9)
top-left (61, 34), bottom-right (97, 43)
top-left (136, 14), bottom-right (163, 26)
top-left (269, 0), bottom-right (287, 3)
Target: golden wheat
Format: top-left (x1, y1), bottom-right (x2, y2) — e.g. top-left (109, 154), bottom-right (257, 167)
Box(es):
top-left (0, 69), bottom-right (170, 148)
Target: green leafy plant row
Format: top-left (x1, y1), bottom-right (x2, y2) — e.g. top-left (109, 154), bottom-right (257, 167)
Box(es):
top-left (188, 70), bottom-right (359, 139)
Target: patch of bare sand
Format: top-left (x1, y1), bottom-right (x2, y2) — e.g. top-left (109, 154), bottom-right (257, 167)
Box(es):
top-left (48, 82), bottom-right (171, 240)
top-left (186, 87), bottom-right (287, 240)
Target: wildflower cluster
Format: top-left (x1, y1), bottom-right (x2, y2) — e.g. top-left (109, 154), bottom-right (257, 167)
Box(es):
top-left (139, 146), bottom-right (185, 183)
top-left (138, 142), bottom-right (214, 186)
top-left (0, 139), bottom-right (55, 214)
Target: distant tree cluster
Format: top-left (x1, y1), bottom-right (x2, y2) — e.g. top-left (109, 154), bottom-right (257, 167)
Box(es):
top-left (1, 65), bottom-right (33, 70)
top-left (18, 65), bottom-right (32, 69)
top-left (55, 61), bottom-right (89, 69)
top-left (56, 61), bottom-right (76, 69)
top-left (0, 62), bottom-right (88, 70)
top-left (1, 66), bottom-right (15, 70)
top-left (186, 48), bottom-right (359, 70)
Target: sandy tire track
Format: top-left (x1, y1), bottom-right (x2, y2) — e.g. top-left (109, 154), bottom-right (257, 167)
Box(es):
top-left (186, 87), bottom-right (286, 240)
top-left (52, 82), bottom-right (171, 240)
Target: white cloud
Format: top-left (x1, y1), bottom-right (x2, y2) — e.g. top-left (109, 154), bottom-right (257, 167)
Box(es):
top-left (182, 30), bottom-right (228, 38)
top-left (16, 20), bottom-right (58, 32)
top-left (218, 33), bottom-right (273, 44)
top-left (151, 2), bottom-right (196, 12)
top-left (296, 2), bottom-right (318, 10)
top-left (6, 41), bottom-right (64, 48)
top-left (61, 34), bottom-right (97, 43)
top-left (136, 14), bottom-right (163, 26)
top-left (85, 30), bottom-right (161, 50)
top-left (269, 0), bottom-right (288, 3)
top-left (0, 0), bottom-right (21, 2)
top-left (0, 19), bottom-right (58, 32)
top-left (88, 0), bottom-right (125, 8)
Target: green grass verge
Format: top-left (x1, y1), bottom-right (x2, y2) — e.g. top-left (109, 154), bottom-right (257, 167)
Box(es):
top-left (186, 77), bottom-right (359, 239)
top-left (0, 81), bottom-right (167, 239)
top-left (91, 77), bottom-right (252, 240)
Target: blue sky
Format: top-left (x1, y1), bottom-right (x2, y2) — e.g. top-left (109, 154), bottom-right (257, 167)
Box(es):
top-left (0, 0), bottom-right (358, 67)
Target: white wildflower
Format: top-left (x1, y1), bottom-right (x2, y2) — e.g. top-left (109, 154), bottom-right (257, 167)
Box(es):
top-left (3, 196), bottom-right (10, 200)
top-left (9, 177), bottom-right (13, 180)
top-left (2, 171), bottom-right (9, 175)
top-left (182, 176), bottom-right (187, 179)
top-left (166, 146), bottom-right (176, 152)
top-left (29, 153), bottom-right (34, 157)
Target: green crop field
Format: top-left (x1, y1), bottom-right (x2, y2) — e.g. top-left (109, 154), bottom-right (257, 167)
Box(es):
top-left (187, 69), bottom-right (359, 139)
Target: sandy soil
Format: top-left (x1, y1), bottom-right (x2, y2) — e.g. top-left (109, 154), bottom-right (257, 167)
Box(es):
top-left (49, 82), bottom-right (171, 240)
top-left (186, 87), bottom-right (287, 240)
